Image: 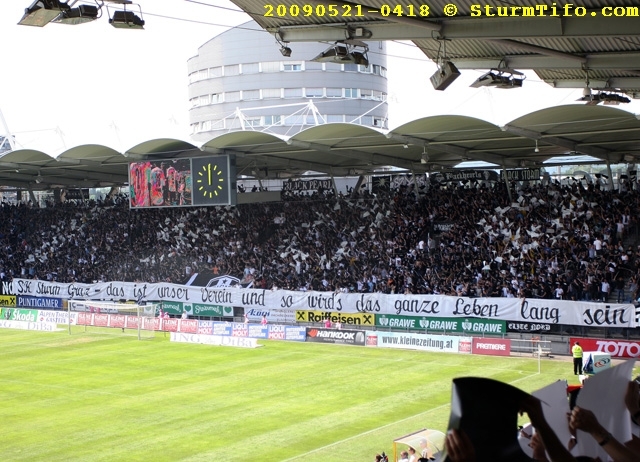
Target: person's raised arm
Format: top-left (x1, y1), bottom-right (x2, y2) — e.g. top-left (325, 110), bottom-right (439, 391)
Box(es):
top-left (520, 396), bottom-right (577, 462)
top-left (569, 406), bottom-right (640, 462)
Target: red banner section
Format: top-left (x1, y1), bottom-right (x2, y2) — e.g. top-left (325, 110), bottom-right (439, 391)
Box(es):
top-left (459, 339), bottom-right (472, 354)
top-left (472, 337), bottom-right (511, 356)
top-left (570, 337), bottom-right (640, 358)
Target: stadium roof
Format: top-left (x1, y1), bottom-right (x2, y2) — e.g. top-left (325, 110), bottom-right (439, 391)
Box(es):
top-left (2, 105), bottom-right (640, 190)
top-left (231, 0), bottom-right (640, 96)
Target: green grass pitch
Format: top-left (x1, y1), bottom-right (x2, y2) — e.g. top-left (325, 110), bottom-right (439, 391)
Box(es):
top-left (1, 328), bottom-right (582, 461)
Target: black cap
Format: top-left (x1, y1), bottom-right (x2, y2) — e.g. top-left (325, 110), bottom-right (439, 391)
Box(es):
top-left (445, 377), bottom-right (533, 462)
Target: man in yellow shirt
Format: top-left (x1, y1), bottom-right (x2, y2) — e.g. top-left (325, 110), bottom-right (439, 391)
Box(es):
top-left (572, 341), bottom-right (583, 375)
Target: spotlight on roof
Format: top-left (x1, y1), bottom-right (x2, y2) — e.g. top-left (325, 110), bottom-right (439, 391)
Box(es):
top-left (576, 90), bottom-right (631, 105)
top-left (18, 0), bottom-right (69, 27)
top-left (55, 4), bottom-right (99, 24)
top-left (470, 69), bottom-right (525, 89)
top-left (430, 61), bottom-right (461, 91)
top-left (280, 45), bottom-right (292, 57)
top-left (312, 40), bottom-right (369, 67)
top-left (108, 6), bottom-right (144, 29)
top-left (421, 147), bottom-right (429, 164)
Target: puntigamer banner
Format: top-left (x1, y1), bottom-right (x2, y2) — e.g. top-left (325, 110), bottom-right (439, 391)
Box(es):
top-left (8, 279), bottom-right (636, 328)
top-left (376, 315), bottom-right (505, 334)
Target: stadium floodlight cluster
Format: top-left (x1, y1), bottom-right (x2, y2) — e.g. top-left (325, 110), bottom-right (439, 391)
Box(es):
top-left (577, 90), bottom-right (632, 105)
top-left (18, 0), bottom-right (145, 29)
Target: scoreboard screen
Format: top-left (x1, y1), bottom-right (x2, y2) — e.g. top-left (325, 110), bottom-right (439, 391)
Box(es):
top-left (128, 156), bottom-right (236, 209)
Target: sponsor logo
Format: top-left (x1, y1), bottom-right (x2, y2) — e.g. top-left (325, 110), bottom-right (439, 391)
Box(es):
top-left (571, 338), bottom-right (640, 358)
top-left (472, 338), bottom-right (510, 356)
top-left (476, 342), bottom-right (506, 350)
top-left (594, 358), bottom-right (611, 368)
top-left (458, 340), bottom-right (472, 353)
top-left (596, 340), bottom-right (640, 357)
top-left (309, 329), bottom-right (356, 340)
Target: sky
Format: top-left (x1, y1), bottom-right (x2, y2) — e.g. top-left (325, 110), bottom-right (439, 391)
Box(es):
top-left (2, 0), bottom-right (640, 155)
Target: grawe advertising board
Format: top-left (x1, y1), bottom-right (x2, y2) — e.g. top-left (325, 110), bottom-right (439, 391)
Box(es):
top-left (472, 338), bottom-right (511, 357)
top-left (305, 327), bottom-right (366, 346)
top-left (376, 315), bottom-right (505, 334)
top-left (570, 337), bottom-right (640, 358)
top-left (376, 332), bottom-right (469, 354)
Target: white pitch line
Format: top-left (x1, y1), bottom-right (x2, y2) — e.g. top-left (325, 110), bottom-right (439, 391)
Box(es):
top-left (281, 372), bottom-right (540, 461)
top-left (280, 402), bottom-right (452, 461)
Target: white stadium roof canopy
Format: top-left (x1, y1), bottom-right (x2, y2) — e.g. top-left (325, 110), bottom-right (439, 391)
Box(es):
top-left (2, 105), bottom-right (640, 190)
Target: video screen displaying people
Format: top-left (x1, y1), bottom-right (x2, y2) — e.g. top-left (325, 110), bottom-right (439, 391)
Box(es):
top-left (129, 159), bottom-right (192, 208)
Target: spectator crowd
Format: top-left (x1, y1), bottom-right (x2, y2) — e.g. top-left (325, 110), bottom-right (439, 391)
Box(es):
top-left (1, 177), bottom-right (640, 304)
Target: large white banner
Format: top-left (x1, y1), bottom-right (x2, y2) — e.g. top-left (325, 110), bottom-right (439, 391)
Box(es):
top-left (9, 279), bottom-right (636, 328)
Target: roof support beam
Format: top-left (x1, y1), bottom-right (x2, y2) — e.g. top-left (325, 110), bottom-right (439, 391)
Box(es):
top-left (501, 125), bottom-right (611, 159)
top-left (273, 15), bottom-right (640, 42)
top-left (233, 150), bottom-right (334, 175)
top-left (386, 133), bottom-right (507, 165)
top-left (547, 78), bottom-right (640, 90)
top-left (286, 139), bottom-right (422, 171)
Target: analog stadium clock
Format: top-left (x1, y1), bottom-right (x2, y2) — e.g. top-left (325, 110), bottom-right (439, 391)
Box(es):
top-left (191, 156), bottom-right (232, 206)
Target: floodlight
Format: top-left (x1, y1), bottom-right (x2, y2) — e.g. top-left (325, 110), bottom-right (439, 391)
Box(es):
top-left (576, 90), bottom-right (631, 105)
top-left (311, 42), bottom-right (369, 66)
top-left (350, 51), bottom-right (369, 66)
top-left (280, 45), bottom-right (292, 57)
top-left (56, 4), bottom-right (99, 24)
top-left (470, 69), bottom-right (524, 89)
top-left (430, 61), bottom-right (461, 91)
top-left (421, 148), bottom-right (429, 164)
top-left (19, 0), bottom-right (69, 27)
top-left (312, 44), bottom-right (350, 62)
top-left (109, 10), bottom-right (144, 28)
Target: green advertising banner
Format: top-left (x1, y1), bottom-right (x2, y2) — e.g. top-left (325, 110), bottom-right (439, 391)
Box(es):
top-left (376, 314), bottom-right (505, 334)
top-left (1, 308), bottom-right (39, 322)
top-left (190, 303), bottom-right (226, 317)
top-left (161, 301), bottom-right (184, 316)
top-left (160, 301), bottom-right (229, 317)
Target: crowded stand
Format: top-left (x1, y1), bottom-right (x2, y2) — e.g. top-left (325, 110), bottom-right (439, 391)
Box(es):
top-left (1, 178), bottom-right (639, 306)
